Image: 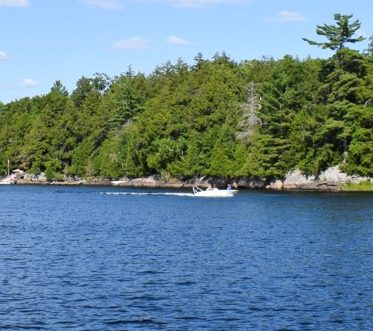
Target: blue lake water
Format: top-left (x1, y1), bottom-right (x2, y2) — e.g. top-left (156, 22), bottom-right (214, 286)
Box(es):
top-left (0, 185), bottom-right (372, 330)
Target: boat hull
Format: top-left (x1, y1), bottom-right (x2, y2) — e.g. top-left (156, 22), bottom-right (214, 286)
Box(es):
top-left (193, 189), bottom-right (238, 197)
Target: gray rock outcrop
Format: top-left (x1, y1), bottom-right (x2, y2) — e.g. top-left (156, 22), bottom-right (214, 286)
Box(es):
top-left (267, 166), bottom-right (371, 191)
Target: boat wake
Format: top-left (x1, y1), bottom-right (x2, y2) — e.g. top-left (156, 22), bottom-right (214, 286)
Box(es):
top-left (102, 192), bottom-right (195, 197)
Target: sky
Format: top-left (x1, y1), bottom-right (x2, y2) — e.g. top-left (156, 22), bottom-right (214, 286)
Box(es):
top-left (1, 0), bottom-right (373, 104)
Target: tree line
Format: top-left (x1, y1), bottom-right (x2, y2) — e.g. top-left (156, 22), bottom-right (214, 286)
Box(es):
top-left (0, 14), bottom-right (372, 180)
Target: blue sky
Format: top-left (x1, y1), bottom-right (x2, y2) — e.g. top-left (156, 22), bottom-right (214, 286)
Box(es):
top-left (1, 0), bottom-right (372, 103)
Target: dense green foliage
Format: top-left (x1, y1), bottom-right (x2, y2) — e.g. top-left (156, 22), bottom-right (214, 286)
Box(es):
top-left (1, 15), bottom-right (372, 180)
top-left (343, 181), bottom-right (373, 191)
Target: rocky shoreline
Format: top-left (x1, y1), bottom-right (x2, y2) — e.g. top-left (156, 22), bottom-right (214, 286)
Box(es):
top-left (3, 166), bottom-right (372, 192)
top-left (108, 166), bottom-right (372, 192)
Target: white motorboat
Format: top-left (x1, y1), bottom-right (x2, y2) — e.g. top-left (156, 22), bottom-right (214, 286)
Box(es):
top-left (192, 186), bottom-right (238, 197)
top-left (112, 180), bottom-right (126, 186)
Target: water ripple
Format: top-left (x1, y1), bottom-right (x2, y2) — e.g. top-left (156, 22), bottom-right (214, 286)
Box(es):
top-left (0, 186), bottom-right (372, 330)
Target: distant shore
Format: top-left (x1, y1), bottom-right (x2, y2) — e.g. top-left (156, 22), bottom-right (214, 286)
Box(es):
top-left (6, 168), bottom-right (372, 192)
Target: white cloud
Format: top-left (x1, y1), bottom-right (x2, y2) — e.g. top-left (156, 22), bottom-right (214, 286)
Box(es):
top-left (21, 78), bottom-right (38, 87)
top-left (270, 10), bottom-right (305, 23)
top-left (0, 78), bottom-right (38, 89)
top-left (0, 0), bottom-right (29, 7)
top-left (0, 50), bottom-right (8, 60)
top-left (113, 36), bottom-right (150, 50)
top-left (166, 35), bottom-right (190, 45)
top-left (81, 0), bottom-right (123, 10)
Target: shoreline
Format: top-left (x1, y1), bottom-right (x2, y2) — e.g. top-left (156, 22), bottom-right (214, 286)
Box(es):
top-left (6, 176), bottom-right (373, 192)
top-left (2, 166), bottom-right (372, 192)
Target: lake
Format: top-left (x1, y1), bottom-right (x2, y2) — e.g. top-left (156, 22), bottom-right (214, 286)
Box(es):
top-left (0, 185), bottom-right (372, 330)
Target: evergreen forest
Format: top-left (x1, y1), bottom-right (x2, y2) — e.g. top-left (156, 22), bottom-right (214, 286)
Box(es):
top-left (1, 14), bottom-right (372, 181)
